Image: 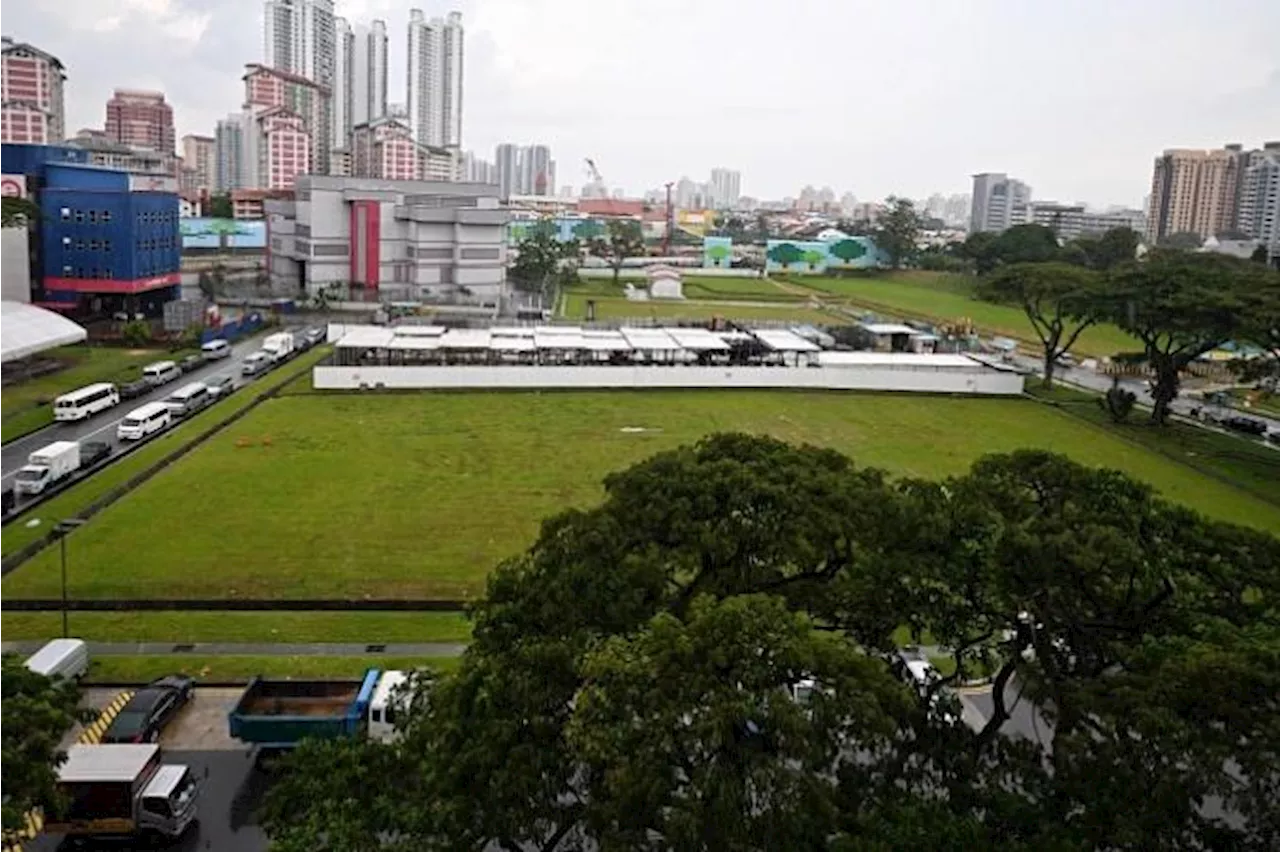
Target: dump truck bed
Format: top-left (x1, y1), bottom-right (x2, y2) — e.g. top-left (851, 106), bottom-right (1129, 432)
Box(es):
top-left (228, 669), bottom-right (379, 747)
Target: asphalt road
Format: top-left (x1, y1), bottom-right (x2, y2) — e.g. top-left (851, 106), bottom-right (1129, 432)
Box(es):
top-left (2, 334), bottom-right (273, 492)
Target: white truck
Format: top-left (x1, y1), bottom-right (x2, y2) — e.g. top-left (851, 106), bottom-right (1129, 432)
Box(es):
top-left (261, 332), bottom-right (296, 363)
top-left (45, 744), bottom-right (200, 841)
top-left (14, 441), bottom-right (84, 496)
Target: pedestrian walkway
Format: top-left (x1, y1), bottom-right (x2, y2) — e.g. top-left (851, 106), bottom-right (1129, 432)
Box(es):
top-left (0, 641), bottom-right (467, 657)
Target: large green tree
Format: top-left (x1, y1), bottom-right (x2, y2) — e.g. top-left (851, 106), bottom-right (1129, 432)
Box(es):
top-left (1104, 250), bottom-right (1257, 424)
top-left (991, 223), bottom-right (1061, 265)
top-left (872, 196), bottom-right (921, 269)
top-left (591, 219), bottom-right (645, 285)
top-left (1064, 227), bottom-right (1141, 271)
top-left (263, 435), bottom-right (1280, 852)
top-left (977, 262), bottom-right (1104, 386)
top-left (510, 217), bottom-right (568, 296)
top-left (2, 655), bottom-right (85, 838)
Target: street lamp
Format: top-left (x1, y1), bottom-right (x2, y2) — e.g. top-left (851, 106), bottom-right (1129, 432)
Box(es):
top-left (54, 519), bottom-right (85, 638)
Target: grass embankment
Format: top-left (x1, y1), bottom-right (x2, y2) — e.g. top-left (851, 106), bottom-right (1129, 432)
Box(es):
top-left (0, 611), bottom-right (471, 644)
top-left (85, 655), bottom-right (461, 684)
top-left (0, 347), bottom-right (330, 558)
top-left (2, 346), bottom-right (177, 442)
top-left (1026, 383), bottom-right (1280, 507)
top-left (787, 271), bottom-right (1140, 358)
top-left (573, 276), bottom-right (808, 303)
top-left (560, 275), bottom-right (834, 324)
top-left (7, 390), bottom-right (1276, 604)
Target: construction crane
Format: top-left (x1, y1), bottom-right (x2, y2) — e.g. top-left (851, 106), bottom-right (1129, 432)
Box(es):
top-left (584, 158), bottom-right (604, 185)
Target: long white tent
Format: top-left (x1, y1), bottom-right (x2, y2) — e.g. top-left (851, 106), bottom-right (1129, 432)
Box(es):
top-left (1, 301), bottom-right (88, 363)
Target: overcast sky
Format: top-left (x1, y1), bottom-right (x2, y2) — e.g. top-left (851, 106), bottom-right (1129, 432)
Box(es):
top-left (6, 0), bottom-right (1278, 206)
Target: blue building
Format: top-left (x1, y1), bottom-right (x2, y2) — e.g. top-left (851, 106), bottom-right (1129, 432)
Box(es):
top-left (2, 143), bottom-right (180, 317)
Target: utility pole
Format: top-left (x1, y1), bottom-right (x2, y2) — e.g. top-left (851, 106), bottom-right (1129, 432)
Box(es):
top-left (55, 519), bottom-right (86, 638)
top-left (663, 182), bottom-right (675, 256)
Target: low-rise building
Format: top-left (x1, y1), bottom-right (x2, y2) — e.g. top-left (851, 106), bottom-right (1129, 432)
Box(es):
top-left (231, 188), bottom-right (291, 220)
top-left (264, 175), bottom-right (508, 304)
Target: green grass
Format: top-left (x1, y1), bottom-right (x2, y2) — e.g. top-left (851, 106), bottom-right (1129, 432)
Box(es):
top-left (2, 346), bottom-right (174, 442)
top-left (1225, 388), bottom-right (1280, 419)
top-left (561, 294), bottom-right (838, 324)
top-left (1026, 383), bottom-right (1280, 506)
top-left (6, 390), bottom-right (1277, 604)
top-left (789, 271), bottom-right (1139, 358)
top-left (0, 347), bottom-right (330, 558)
top-left (0, 611), bottom-right (471, 644)
top-left (85, 655), bottom-right (461, 684)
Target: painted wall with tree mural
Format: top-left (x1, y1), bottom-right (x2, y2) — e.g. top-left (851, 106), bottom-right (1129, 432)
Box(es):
top-left (703, 235), bottom-right (733, 268)
top-left (764, 235), bottom-right (881, 272)
top-left (180, 217), bottom-right (265, 250)
top-left (507, 217), bottom-right (607, 245)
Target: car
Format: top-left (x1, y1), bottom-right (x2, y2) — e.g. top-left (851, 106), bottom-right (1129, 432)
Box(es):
top-left (241, 351), bottom-right (271, 376)
top-left (101, 674), bottom-right (195, 744)
top-left (178, 354), bottom-right (204, 374)
top-left (119, 379), bottom-right (151, 401)
top-left (206, 374), bottom-right (236, 397)
top-left (1222, 415), bottom-right (1267, 436)
top-left (305, 327), bottom-right (325, 345)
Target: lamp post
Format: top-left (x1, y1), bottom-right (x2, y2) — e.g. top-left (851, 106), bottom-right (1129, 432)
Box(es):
top-left (55, 519), bottom-right (85, 638)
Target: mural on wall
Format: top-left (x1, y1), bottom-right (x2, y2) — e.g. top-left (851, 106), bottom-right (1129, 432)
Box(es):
top-left (703, 236), bottom-right (732, 268)
top-left (180, 217), bottom-right (266, 250)
top-left (764, 235), bottom-right (881, 273)
top-left (507, 217), bottom-right (608, 244)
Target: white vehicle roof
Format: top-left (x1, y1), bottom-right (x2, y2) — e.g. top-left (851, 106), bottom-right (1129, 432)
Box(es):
top-left (124, 402), bottom-right (170, 420)
top-left (370, 670), bottom-right (409, 708)
top-left (143, 360), bottom-right (177, 371)
top-left (25, 639), bottom-right (86, 672)
top-left (55, 383), bottom-right (117, 403)
top-left (141, 764), bottom-right (186, 798)
top-left (167, 382), bottom-right (208, 399)
top-left (905, 659), bottom-right (937, 684)
top-left (58, 744), bottom-right (158, 782)
top-left (33, 440), bottom-right (79, 456)
top-left (201, 339), bottom-right (229, 349)
top-left (246, 350), bottom-right (269, 360)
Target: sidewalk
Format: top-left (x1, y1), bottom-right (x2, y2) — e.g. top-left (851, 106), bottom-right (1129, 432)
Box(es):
top-left (0, 640), bottom-right (467, 657)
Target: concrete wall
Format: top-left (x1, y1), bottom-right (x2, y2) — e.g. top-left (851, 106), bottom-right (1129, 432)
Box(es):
top-left (313, 364), bottom-right (1024, 395)
top-left (1, 228), bottom-right (31, 302)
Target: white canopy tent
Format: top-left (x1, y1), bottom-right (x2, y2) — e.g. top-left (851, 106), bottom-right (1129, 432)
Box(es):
top-left (1, 301), bottom-right (88, 363)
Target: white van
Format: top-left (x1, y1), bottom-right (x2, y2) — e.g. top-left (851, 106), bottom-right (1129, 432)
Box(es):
top-left (25, 639), bottom-right (90, 681)
top-left (117, 402), bottom-right (172, 441)
top-left (201, 339), bottom-right (231, 361)
top-left (54, 383), bottom-right (121, 422)
top-left (368, 670), bottom-right (410, 742)
top-left (142, 361), bottom-right (181, 386)
top-left (241, 351), bottom-right (271, 376)
top-left (162, 382), bottom-right (211, 418)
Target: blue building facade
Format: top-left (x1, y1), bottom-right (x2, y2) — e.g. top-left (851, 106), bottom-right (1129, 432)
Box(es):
top-left (2, 144), bottom-right (180, 316)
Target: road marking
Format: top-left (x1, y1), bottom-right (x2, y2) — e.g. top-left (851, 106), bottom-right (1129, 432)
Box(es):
top-left (77, 690), bottom-right (135, 745)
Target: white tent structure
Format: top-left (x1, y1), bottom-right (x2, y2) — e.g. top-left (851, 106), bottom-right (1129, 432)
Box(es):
top-left (1, 301), bottom-right (88, 363)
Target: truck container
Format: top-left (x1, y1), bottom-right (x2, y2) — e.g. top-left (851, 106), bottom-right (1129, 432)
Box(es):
top-left (44, 744), bottom-right (199, 840)
top-left (261, 332), bottom-right (296, 363)
top-left (14, 441), bottom-right (82, 496)
top-left (228, 669), bottom-right (409, 748)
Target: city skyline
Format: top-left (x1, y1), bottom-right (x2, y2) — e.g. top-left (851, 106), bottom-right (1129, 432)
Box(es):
top-left (3, 0), bottom-right (1277, 205)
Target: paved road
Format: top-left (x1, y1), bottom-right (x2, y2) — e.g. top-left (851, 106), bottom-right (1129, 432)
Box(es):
top-left (1, 640), bottom-right (467, 657)
top-left (1, 335), bottom-right (273, 492)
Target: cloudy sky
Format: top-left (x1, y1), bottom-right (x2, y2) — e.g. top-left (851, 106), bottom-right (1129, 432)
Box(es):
top-left (6, 0), bottom-right (1278, 206)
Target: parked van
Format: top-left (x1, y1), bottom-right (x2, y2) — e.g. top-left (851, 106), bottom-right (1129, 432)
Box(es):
top-left (142, 361), bottom-right (181, 386)
top-left (162, 382), bottom-right (212, 418)
top-left (117, 402), bottom-right (172, 441)
top-left (201, 339), bottom-right (231, 361)
top-left (241, 351), bottom-right (271, 376)
top-left (25, 639), bottom-right (90, 681)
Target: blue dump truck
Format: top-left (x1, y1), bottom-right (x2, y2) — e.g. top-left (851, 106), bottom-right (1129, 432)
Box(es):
top-left (227, 668), bottom-right (408, 751)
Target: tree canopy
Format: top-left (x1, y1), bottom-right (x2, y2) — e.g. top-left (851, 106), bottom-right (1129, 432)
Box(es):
top-left (871, 196), bottom-right (921, 269)
top-left (977, 262), bottom-right (1104, 386)
top-left (2, 655), bottom-right (85, 838)
top-left (263, 435), bottom-right (1280, 852)
top-left (591, 219), bottom-right (645, 284)
top-left (1, 196), bottom-right (42, 228)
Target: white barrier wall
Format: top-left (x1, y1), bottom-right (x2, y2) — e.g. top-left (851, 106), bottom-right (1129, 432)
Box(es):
top-left (313, 364), bottom-right (1025, 395)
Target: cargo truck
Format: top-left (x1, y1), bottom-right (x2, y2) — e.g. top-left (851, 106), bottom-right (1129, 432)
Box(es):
top-left (261, 331), bottom-right (296, 363)
top-left (228, 668), bottom-right (409, 751)
top-left (44, 744), bottom-right (199, 841)
top-left (13, 440), bottom-right (110, 496)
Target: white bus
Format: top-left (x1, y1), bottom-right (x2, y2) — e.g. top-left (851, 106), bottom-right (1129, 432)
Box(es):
top-left (53, 383), bottom-right (120, 422)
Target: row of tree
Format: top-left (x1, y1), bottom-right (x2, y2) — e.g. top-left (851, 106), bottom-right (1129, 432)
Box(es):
top-left (510, 218), bottom-right (646, 300)
top-left (258, 434), bottom-right (1280, 851)
top-left (978, 251), bottom-right (1280, 421)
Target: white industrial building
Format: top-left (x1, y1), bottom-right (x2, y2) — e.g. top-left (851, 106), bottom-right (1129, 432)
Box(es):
top-left (315, 324), bottom-right (1024, 395)
top-left (264, 174), bottom-right (508, 304)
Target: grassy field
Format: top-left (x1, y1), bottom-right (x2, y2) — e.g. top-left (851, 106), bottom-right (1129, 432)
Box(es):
top-left (0, 347), bottom-right (330, 558)
top-left (788, 271), bottom-right (1139, 357)
top-left (560, 293), bottom-right (836, 324)
top-left (0, 611), bottom-right (471, 644)
top-left (1, 346), bottom-right (177, 442)
top-left (84, 655), bottom-right (461, 684)
top-left (6, 390), bottom-right (1277, 604)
